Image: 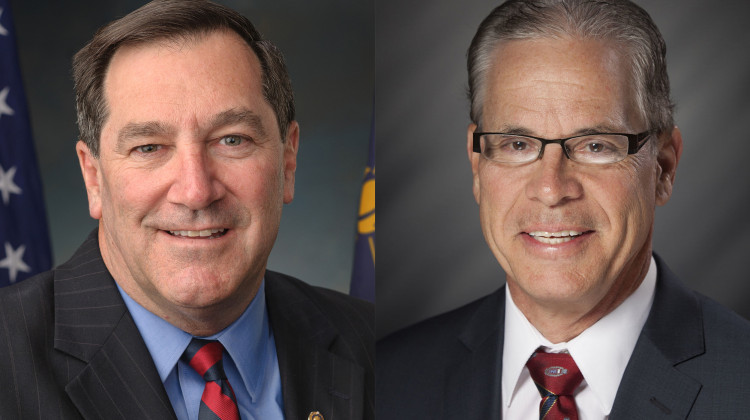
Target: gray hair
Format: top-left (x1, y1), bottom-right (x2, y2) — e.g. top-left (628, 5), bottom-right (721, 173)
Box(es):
top-left (73, 0), bottom-right (295, 157)
top-left (467, 0), bottom-right (674, 136)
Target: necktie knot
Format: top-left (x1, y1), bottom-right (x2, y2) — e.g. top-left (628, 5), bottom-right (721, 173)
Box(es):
top-left (182, 339), bottom-right (240, 420)
top-left (526, 351), bottom-right (583, 396)
top-left (183, 338), bottom-right (228, 382)
top-left (525, 350), bottom-right (583, 420)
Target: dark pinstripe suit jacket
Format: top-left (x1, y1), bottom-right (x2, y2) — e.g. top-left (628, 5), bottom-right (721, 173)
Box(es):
top-left (377, 254), bottom-right (750, 419)
top-left (0, 231), bottom-right (374, 420)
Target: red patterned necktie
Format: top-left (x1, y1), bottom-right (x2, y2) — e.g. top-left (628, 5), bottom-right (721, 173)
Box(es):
top-left (182, 339), bottom-right (241, 420)
top-left (525, 350), bottom-right (583, 420)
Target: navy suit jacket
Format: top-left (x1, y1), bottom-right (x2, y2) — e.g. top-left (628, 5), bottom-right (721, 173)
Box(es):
top-left (377, 254), bottom-right (750, 419)
top-left (0, 230), bottom-right (374, 419)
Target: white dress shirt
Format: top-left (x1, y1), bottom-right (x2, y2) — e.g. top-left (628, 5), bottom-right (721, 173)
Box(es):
top-left (502, 256), bottom-right (657, 420)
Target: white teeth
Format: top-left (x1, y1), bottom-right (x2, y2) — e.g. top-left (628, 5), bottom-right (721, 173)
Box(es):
top-left (528, 230), bottom-right (582, 238)
top-left (169, 228), bottom-right (226, 237)
top-left (528, 230), bottom-right (583, 244)
top-left (533, 236), bottom-right (573, 244)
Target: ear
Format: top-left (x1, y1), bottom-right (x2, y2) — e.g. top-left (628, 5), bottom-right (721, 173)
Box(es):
top-left (655, 126), bottom-right (683, 206)
top-left (282, 121), bottom-right (300, 204)
top-left (76, 140), bottom-right (103, 219)
top-left (467, 123), bottom-right (481, 204)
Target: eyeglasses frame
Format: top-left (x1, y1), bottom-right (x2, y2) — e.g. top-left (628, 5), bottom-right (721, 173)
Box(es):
top-left (472, 130), bottom-right (654, 163)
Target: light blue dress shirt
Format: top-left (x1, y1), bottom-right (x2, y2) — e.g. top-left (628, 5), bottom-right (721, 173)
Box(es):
top-left (117, 280), bottom-right (285, 420)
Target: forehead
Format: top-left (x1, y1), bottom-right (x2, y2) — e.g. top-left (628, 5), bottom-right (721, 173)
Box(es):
top-left (101, 30), bottom-right (274, 134)
top-left (482, 37), bottom-right (641, 134)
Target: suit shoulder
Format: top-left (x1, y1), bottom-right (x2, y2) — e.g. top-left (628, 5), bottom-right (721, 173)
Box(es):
top-left (265, 270), bottom-right (374, 418)
top-left (671, 291), bottom-right (750, 416)
top-left (378, 290), bottom-right (499, 357)
top-left (697, 292), bottom-right (750, 349)
top-left (265, 270), bottom-right (373, 318)
top-left (264, 270), bottom-right (374, 345)
top-left (377, 290), bottom-right (503, 419)
top-left (0, 270), bottom-right (58, 417)
top-left (653, 255), bottom-right (750, 353)
top-left (377, 290), bottom-right (502, 388)
top-left (0, 268), bottom-right (54, 297)
top-left (0, 269), bottom-right (55, 321)
top-left (0, 271), bottom-right (55, 343)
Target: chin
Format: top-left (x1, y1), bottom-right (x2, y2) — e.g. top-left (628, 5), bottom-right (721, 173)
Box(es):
top-left (159, 271), bottom-right (234, 302)
top-left (517, 270), bottom-right (595, 300)
top-left (166, 286), bottom-right (232, 309)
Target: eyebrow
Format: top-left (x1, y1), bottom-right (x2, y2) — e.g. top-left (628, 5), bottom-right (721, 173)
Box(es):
top-left (210, 108), bottom-right (266, 138)
top-left (115, 108), bottom-right (268, 152)
top-left (490, 124), bottom-right (628, 137)
top-left (116, 121), bottom-right (175, 153)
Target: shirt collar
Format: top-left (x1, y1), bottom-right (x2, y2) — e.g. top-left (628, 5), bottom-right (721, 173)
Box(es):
top-left (502, 256), bottom-right (657, 413)
top-left (117, 279), bottom-right (271, 402)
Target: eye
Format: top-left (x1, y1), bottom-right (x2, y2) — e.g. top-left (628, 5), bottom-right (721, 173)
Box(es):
top-left (135, 144), bottom-right (161, 154)
top-left (491, 137), bottom-right (531, 152)
top-left (219, 135), bottom-right (244, 146)
top-left (511, 141), bottom-right (528, 151)
top-left (586, 142), bottom-right (605, 153)
top-left (568, 136), bottom-right (620, 155)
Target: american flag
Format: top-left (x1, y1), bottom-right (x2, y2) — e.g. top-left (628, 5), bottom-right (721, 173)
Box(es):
top-left (0, 0), bottom-right (51, 286)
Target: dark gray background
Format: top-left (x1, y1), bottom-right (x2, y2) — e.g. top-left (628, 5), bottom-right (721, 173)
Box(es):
top-left (10, 0), bottom-right (373, 293)
top-left (377, 0), bottom-right (750, 337)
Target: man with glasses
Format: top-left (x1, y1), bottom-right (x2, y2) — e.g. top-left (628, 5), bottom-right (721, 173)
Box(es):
top-left (378, 0), bottom-right (750, 418)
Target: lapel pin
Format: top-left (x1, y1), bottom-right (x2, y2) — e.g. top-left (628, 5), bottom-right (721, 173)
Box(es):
top-left (308, 411), bottom-right (324, 420)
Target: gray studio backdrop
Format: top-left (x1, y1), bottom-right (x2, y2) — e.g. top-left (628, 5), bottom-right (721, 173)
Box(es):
top-left (377, 0), bottom-right (750, 337)
top-left (11, 0), bottom-right (373, 293)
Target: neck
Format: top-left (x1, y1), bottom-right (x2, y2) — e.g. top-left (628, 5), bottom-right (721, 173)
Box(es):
top-left (121, 275), bottom-right (260, 337)
top-left (511, 247), bottom-right (652, 344)
top-left (161, 287), bottom-right (259, 337)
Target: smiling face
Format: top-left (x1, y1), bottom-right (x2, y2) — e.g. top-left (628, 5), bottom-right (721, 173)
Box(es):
top-left (77, 30), bottom-right (298, 333)
top-left (468, 37), bottom-right (680, 327)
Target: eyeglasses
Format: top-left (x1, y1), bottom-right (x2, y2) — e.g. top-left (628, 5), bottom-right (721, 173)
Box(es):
top-left (472, 130), bottom-right (653, 165)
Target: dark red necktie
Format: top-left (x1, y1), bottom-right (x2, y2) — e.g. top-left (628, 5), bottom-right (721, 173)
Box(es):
top-left (182, 339), bottom-right (240, 420)
top-left (525, 350), bottom-right (583, 420)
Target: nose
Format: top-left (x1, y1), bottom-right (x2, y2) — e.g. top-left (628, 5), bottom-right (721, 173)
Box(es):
top-left (166, 147), bottom-right (225, 210)
top-left (525, 143), bottom-right (583, 207)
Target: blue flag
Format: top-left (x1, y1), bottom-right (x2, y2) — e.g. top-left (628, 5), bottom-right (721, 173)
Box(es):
top-left (350, 121), bottom-right (375, 302)
top-left (0, 0), bottom-right (52, 286)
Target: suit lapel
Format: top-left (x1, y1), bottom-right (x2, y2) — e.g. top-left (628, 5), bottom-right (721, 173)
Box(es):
top-left (53, 231), bottom-right (176, 420)
top-left (611, 255), bottom-right (703, 419)
top-left (265, 271), bottom-right (365, 420)
top-left (443, 288), bottom-right (505, 420)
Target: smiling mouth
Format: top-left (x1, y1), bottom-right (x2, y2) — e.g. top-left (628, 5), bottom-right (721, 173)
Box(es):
top-left (167, 228), bottom-right (228, 238)
top-left (527, 230), bottom-right (589, 244)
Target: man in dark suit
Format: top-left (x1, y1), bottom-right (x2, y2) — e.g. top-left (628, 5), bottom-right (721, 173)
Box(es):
top-left (0, 1), bottom-right (373, 419)
top-left (378, 0), bottom-right (750, 418)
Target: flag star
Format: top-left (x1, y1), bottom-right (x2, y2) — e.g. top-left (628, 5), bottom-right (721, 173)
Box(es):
top-left (0, 242), bottom-right (31, 283)
top-left (0, 164), bottom-right (23, 205)
top-left (0, 86), bottom-right (14, 117)
top-left (0, 8), bottom-right (8, 37)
